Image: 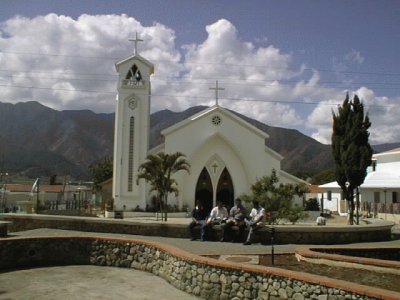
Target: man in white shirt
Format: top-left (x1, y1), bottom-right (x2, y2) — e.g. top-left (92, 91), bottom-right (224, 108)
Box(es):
top-left (316, 213), bottom-right (326, 226)
top-left (243, 200), bottom-right (265, 245)
top-left (202, 200), bottom-right (228, 241)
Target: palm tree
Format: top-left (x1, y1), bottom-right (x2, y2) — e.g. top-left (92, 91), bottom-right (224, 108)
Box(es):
top-left (137, 152), bottom-right (190, 221)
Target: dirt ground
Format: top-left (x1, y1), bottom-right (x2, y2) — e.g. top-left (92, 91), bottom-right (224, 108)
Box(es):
top-left (258, 254), bottom-right (400, 293)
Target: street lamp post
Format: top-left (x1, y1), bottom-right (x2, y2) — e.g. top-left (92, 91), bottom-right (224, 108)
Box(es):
top-left (383, 188), bottom-right (387, 220)
top-left (269, 226), bottom-right (276, 265)
top-left (0, 173), bottom-right (9, 212)
top-left (345, 182), bottom-right (351, 224)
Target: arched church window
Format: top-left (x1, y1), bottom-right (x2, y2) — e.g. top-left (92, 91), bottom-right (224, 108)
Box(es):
top-left (216, 167), bottom-right (234, 210)
top-left (195, 168), bottom-right (213, 215)
top-left (124, 64), bottom-right (143, 86)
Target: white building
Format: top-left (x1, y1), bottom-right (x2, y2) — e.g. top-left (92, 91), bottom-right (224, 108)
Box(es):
top-left (319, 148), bottom-right (400, 223)
top-left (112, 42), bottom-right (306, 214)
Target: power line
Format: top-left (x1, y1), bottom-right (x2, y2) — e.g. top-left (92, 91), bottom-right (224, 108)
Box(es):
top-left (0, 68), bottom-right (118, 78)
top-left (0, 84), bottom-right (116, 94)
top-left (1, 71), bottom-right (400, 89)
top-left (0, 83), bottom-right (396, 108)
top-left (2, 50), bottom-right (400, 77)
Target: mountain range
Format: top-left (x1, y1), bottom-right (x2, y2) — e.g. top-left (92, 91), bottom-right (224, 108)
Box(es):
top-left (0, 101), bottom-right (399, 180)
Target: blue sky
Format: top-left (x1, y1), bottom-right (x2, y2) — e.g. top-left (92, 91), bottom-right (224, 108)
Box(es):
top-left (1, 0), bottom-right (399, 144)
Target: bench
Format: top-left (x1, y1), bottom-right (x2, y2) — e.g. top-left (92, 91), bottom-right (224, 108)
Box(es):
top-left (191, 223), bottom-right (272, 243)
top-left (0, 221), bottom-right (12, 237)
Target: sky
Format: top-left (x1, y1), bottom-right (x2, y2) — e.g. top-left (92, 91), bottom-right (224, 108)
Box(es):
top-left (0, 0), bottom-right (400, 145)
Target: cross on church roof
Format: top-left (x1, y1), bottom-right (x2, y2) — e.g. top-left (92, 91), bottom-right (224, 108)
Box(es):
top-left (128, 32), bottom-right (143, 56)
top-left (211, 163), bottom-right (219, 174)
top-left (209, 80), bottom-right (225, 106)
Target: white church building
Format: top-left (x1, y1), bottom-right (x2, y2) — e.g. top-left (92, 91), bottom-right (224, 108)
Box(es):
top-left (112, 41), bottom-right (305, 214)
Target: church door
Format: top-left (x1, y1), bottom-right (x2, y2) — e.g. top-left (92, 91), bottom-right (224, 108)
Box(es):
top-left (195, 168), bottom-right (213, 215)
top-left (216, 168), bottom-right (234, 211)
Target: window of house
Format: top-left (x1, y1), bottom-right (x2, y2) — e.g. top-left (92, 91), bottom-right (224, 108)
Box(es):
top-left (327, 191), bottom-right (332, 201)
top-left (374, 191), bottom-right (380, 203)
top-left (372, 160), bottom-right (377, 171)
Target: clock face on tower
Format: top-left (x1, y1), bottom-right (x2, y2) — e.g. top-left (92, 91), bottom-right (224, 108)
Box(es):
top-left (128, 98), bottom-right (137, 110)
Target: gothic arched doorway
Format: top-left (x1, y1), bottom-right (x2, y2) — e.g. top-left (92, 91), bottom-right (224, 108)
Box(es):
top-left (216, 167), bottom-right (234, 211)
top-left (195, 167), bottom-right (213, 215)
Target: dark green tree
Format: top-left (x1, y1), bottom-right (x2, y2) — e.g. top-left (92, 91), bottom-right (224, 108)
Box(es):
top-left (137, 152), bottom-right (190, 221)
top-left (241, 169), bottom-right (309, 224)
top-left (88, 156), bottom-right (113, 191)
top-left (332, 94), bottom-right (373, 224)
top-left (311, 168), bottom-right (336, 185)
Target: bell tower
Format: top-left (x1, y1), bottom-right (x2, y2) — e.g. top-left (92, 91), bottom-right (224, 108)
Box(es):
top-left (113, 35), bottom-right (154, 211)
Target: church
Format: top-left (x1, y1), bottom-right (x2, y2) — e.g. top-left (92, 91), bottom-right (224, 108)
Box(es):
top-left (112, 38), bottom-right (305, 213)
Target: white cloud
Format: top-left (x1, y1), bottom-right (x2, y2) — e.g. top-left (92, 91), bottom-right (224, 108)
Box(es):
top-left (173, 19), bottom-right (305, 127)
top-left (307, 87), bottom-right (400, 144)
top-left (0, 14), bottom-right (398, 144)
top-left (0, 13), bottom-right (181, 112)
top-left (345, 49), bottom-right (364, 64)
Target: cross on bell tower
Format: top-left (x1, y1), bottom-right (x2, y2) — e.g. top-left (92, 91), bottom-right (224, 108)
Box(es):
top-left (128, 32), bottom-right (143, 56)
top-left (209, 80), bottom-right (225, 106)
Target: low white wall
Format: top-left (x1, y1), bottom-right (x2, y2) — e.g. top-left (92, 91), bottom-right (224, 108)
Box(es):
top-left (377, 213), bottom-right (400, 224)
top-left (105, 211), bottom-right (188, 219)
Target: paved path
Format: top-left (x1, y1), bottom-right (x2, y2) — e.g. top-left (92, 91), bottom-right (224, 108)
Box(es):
top-left (10, 226), bottom-right (400, 256)
top-left (0, 265), bottom-right (199, 300)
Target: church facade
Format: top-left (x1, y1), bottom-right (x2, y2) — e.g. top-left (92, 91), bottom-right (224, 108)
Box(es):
top-left (112, 49), bottom-right (305, 213)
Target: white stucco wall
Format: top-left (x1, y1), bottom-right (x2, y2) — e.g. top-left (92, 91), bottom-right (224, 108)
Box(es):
top-left (162, 107), bottom-right (287, 209)
top-left (113, 55), bottom-right (153, 210)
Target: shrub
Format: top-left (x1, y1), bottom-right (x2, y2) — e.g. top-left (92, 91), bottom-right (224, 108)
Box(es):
top-left (304, 198), bottom-right (320, 211)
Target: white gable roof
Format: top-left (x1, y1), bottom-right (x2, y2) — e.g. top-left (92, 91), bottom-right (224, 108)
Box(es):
top-left (115, 54), bottom-right (154, 73)
top-left (361, 171), bottom-right (400, 188)
top-left (161, 105), bottom-right (269, 139)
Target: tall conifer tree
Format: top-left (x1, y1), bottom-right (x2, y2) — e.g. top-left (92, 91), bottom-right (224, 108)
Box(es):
top-left (332, 94), bottom-right (372, 224)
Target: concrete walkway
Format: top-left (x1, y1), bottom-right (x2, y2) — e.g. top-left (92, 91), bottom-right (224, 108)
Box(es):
top-left (10, 224), bottom-right (400, 256)
top-left (0, 265), bottom-right (199, 300)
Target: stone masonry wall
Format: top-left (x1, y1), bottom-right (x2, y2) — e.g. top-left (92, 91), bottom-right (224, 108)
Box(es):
top-left (2, 237), bottom-right (399, 299)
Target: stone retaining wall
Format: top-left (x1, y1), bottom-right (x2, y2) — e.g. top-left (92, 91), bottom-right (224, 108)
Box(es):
top-left (1, 236), bottom-right (399, 299)
top-left (0, 214), bottom-right (394, 244)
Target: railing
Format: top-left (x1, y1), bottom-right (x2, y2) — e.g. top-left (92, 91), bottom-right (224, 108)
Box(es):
top-left (369, 202), bottom-right (400, 215)
top-left (122, 79), bottom-right (145, 87)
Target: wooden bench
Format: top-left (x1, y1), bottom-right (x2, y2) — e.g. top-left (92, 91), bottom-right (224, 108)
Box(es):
top-left (0, 221), bottom-right (12, 237)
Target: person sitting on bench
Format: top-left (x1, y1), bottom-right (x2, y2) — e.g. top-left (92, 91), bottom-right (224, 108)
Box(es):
top-left (243, 200), bottom-right (265, 245)
top-left (188, 200), bottom-right (208, 241)
top-left (316, 213), bottom-right (326, 226)
top-left (202, 200), bottom-right (228, 241)
top-left (220, 198), bottom-right (247, 242)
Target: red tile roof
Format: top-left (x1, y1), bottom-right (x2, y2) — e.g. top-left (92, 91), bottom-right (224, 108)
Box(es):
top-left (307, 184), bottom-right (323, 193)
top-left (5, 184), bottom-right (64, 193)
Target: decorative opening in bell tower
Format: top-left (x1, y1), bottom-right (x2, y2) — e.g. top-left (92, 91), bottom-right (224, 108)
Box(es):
top-left (123, 64), bottom-right (143, 86)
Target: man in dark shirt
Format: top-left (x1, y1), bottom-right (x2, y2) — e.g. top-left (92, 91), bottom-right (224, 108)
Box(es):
top-left (188, 200), bottom-right (208, 241)
top-left (220, 198), bottom-right (247, 242)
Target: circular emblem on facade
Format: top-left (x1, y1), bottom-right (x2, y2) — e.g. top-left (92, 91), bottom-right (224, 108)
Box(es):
top-left (128, 99), bottom-right (137, 110)
top-left (211, 115), bottom-right (221, 126)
